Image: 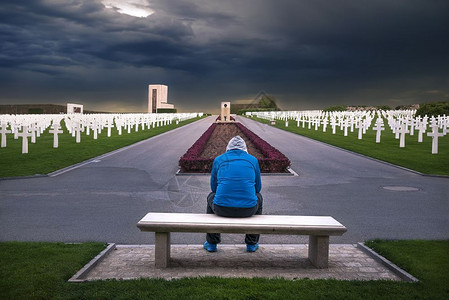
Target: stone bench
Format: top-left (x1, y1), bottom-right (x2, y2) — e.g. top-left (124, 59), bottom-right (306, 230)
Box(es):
top-left (137, 212), bottom-right (347, 269)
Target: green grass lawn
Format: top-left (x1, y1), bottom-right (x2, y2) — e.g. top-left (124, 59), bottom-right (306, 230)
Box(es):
top-left (0, 240), bottom-right (448, 299)
top-left (0, 117), bottom-right (203, 178)
top-left (248, 117), bottom-right (449, 176)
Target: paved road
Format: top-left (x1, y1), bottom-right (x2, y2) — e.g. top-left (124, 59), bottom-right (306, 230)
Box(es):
top-left (1, 116), bottom-right (448, 245)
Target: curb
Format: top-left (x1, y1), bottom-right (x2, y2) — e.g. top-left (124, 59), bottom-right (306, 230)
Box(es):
top-left (68, 243), bottom-right (116, 283)
top-left (68, 243), bottom-right (416, 282)
top-left (357, 242), bottom-right (419, 282)
top-left (0, 174), bottom-right (49, 181)
top-left (175, 167), bottom-right (299, 177)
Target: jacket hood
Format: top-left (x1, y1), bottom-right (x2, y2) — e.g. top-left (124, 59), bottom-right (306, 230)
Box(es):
top-left (226, 135), bottom-right (248, 153)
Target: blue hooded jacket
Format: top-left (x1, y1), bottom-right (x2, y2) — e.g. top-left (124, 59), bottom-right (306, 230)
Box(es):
top-left (210, 136), bottom-right (262, 208)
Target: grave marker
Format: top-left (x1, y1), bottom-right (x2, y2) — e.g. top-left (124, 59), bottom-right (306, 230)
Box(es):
top-left (397, 123), bottom-right (409, 148)
top-left (17, 125), bottom-right (33, 154)
top-left (30, 123), bottom-right (37, 144)
top-left (357, 120), bottom-right (363, 140)
top-left (322, 118), bottom-right (328, 132)
top-left (343, 119), bottom-right (349, 136)
top-left (73, 123), bottom-right (83, 143)
top-left (417, 121), bottom-right (426, 143)
top-left (372, 118), bottom-right (384, 143)
top-left (427, 125), bottom-right (444, 154)
top-left (49, 124), bottom-right (63, 148)
top-left (0, 123), bottom-right (11, 148)
top-left (330, 117), bottom-right (337, 134)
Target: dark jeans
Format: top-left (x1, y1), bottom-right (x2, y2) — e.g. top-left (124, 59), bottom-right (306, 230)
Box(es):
top-left (206, 192), bottom-right (263, 245)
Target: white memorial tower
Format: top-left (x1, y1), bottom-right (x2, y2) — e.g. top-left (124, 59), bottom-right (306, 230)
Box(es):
top-left (220, 101), bottom-right (231, 122)
top-left (148, 84), bottom-right (174, 113)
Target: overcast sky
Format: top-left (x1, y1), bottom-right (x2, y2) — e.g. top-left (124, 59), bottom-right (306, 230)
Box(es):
top-left (1, 0), bottom-right (448, 113)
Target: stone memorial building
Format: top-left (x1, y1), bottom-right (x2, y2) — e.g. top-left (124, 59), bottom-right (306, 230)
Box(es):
top-left (148, 84), bottom-right (175, 113)
top-left (67, 103), bottom-right (83, 114)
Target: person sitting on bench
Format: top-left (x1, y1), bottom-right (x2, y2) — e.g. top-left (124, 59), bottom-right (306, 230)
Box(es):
top-left (204, 135), bottom-right (263, 252)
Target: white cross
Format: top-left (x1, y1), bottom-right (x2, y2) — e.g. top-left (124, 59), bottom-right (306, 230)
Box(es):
top-left (443, 118), bottom-right (448, 135)
top-left (0, 123), bottom-right (11, 148)
top-left (357, 120), bottom-right (364, 140)
top-left (36, 124), bottom-right (41, 138)
top-left (73, 123), bottom-right (83, 143)
top-left (397, 123), bottom-right (409, 148)
top-left (16, 125), bottom-right (33, 154)
top-left (409, 118), bottom-right (416, 136)
top-left (394, 121), bottom-right (400, 139)
top-left (49, 124), bottom-right (63, 148)
top-left (13, 123), bottom-right (20, 139)
top-left (85, 121), bottom-right (91, 135)
top-left (92, 121), bottom-right (100, 139)
top-left (314, 118), bottom-right (319, 131)
top-left (372, 118), bottom-right (384, 143)
top-left (343, 119), bottom-right (349, 136)
top-left (321, 118), bottom-right (328, 132)
top-left (417, 121), bottom-right (426, 143)
top-left (427, 125), bottom-right (444, 154)
top-left (330, 117), bottom-right (337, 134)
top-left (116, 120), bottom-right (123, 135)
top-left (105, 120), bottom-right (114, 137)
top-left (30, 123), bottom-right (37, 144)
top-left (362, 119), bottom-right (368, 134)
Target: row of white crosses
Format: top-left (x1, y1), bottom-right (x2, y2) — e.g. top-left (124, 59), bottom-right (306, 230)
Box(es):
top-left (0, 114), bottom-right (55, 153)
top-left (0, 113), bottom-right (202, 154)
top-left (248, 110), bottom-right (447, 154)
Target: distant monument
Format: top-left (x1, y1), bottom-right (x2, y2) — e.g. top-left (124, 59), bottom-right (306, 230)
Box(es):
top-left (148, 84), bottom-right (175, 113)
top-left (67, 103), bottom-right (83, 114)
top-left (220, 101), bottom-right (231, 122)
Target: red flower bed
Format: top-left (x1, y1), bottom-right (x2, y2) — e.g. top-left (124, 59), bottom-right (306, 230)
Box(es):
top-left (235, 123), bottom-right (291, 173)
top-left (179, 122), bottom-right (290, 173)
top-left (178, 123), bottom-right (217, 173)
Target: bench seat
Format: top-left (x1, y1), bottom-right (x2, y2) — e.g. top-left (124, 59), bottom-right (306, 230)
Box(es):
top-left (137, 212), bottom-right (347, 269)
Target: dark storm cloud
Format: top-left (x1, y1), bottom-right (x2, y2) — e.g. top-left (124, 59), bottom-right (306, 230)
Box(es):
top-left (0, 0), bottom-right (448, 112)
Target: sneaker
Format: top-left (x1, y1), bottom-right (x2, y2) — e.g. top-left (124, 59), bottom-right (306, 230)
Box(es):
top-left (246, 243), bottom-right (259, 252)
top-left (203, 241), bottom-right (217, 252)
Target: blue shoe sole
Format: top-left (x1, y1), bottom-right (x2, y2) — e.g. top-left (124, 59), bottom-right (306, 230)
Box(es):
top-left (204, 242), bottom-right (217, 252)
top-left (246, 244), bottom-right (259, 252)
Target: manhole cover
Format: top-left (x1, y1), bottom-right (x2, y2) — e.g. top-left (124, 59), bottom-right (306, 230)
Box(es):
top-left (382, 186), bottom-right (420, 191)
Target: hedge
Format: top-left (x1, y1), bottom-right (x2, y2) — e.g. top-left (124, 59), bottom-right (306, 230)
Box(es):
top-left (178, 122), bottom-right (291, 173)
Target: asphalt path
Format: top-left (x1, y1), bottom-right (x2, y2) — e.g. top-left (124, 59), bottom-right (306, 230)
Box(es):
top-left (1, 116), bottom-right (448, 245)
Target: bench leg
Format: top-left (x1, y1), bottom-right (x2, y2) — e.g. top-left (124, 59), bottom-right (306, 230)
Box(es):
top-left (155, 232), bottom-right (170, 268)
top-left (308, 235), bottom-right (329, 268)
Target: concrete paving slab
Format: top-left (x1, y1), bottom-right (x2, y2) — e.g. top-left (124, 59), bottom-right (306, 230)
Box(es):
top-left (78, 244), bottom-right (403, 281)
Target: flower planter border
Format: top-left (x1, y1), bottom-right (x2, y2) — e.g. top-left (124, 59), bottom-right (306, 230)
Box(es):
top-left (179, 122), bottom-right (291, 173)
